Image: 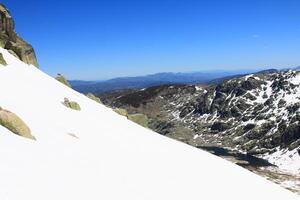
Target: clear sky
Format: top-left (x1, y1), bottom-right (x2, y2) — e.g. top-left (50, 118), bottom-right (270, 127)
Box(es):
top-left (2, 0), bottom-right (300, 80)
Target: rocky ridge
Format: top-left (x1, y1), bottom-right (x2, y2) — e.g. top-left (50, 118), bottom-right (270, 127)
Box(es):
top-left (0, 4), bottom-right (38, 67)
top-left (104, 70), bottom-right (300, 172)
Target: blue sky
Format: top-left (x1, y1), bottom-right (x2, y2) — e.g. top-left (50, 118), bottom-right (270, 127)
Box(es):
top-left (3, 0), bottom-right (300, 80)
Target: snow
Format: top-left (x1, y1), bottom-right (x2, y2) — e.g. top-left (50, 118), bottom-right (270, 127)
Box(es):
top-left (195, 86), bottom-right (203, 91)
top-left (264, 148), bottom-right (300, 173)
top-left (252, 80), bottom-right (273, 104)
top-left (244, 74), bottom-right (254, 80)
top-left (0, 48), bottom-right (298, 199)
top-left (291, 73), bottom-right (300, 85)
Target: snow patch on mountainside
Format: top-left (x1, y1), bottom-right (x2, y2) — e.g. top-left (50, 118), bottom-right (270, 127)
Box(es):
top-left (0, 47), bottom-right (298, 199)
top-left (264, 148), bottom-right (300, 172)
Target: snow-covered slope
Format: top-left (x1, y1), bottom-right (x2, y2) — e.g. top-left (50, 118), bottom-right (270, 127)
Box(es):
top-left (0, 48), bottom-right (298, 199)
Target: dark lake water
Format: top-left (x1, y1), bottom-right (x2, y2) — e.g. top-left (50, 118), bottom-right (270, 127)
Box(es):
top-left (198, 146), bottom-right (275, 167)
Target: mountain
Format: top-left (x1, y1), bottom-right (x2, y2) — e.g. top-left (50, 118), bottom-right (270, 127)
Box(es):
top-left (294, 66), bottom-right (300, 71)
top-left (101, 70), bottom-right (300, 193)
top-left (208, 69), bottom-right (279, 85)
top-left (2, 43), bottom-right (299, 200)
top-left (70, 70), bottom-right (259, 94)
top-left (0, 4), bottom-right (298, 199)
top-left (106, 70), bottom-right (300, 171)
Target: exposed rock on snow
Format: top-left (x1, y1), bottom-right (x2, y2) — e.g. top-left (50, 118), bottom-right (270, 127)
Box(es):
top-left (113, 107), bottom-right (128, 116)
top-left (0, 107), bottom-right (35, 140)
top-left (114, 107), bottom-right (149, 127)
top-left (0, 52), bottom-right (6, 65)
top-left (56, 73), bottom-right (72, 88)
top-left (86, 93), bottom-right (102, 104)
top-left (63, 98), bottom-right (81, 111)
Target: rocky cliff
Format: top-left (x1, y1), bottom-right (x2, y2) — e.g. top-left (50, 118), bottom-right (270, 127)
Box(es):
top-left (0, 4), bottom-right (38, 67)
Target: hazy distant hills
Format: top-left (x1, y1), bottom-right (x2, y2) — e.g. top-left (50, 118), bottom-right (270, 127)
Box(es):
top-left (70, 70), bottom-right (261, 94)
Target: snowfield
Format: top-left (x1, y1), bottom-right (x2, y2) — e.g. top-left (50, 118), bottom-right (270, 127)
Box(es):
top-left (0, 47), bottom-right (298, 199)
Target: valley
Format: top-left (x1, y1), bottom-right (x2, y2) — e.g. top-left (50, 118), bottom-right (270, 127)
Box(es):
top-left (0, 2), bottom-right (299, 199)
top-left (97, 70), bottom-right (300, 194)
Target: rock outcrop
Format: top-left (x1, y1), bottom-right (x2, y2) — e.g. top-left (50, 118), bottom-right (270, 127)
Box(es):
top-left (86, 93), bottom-right (102, 104)
top-left (63, 98), bottom-right (81, 111)
top-left (0, 52), bottom-right (6, 65)
top-left (0, 107), bottom-right (35, 140)
top-left (0, 4), bottom-right (38, 67)
top-left (113, 108), bottom-right (149, 127)
top-left (56, 74), bottom-right (72, 88)
top-left (113, 108), bottom-right (128, 116)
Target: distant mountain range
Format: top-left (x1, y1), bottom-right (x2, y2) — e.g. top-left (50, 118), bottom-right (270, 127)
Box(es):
top-left (294, 66), bottom-right (300, 70)
top-left (70, 69), bottom-right (274, 94)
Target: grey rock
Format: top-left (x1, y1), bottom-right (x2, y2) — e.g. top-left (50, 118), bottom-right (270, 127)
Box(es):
top-left (211, 122), bottom-right (230, 132)
top-left (0, 4), bottom-right (38, 67)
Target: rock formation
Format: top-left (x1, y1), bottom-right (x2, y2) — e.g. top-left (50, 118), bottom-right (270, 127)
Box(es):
top-left (56, 74), bottom-right (72, 88)
top-left (63, 98), bottom-right (81, 111)
top-left (86, 93), bottom-right (102, 104)
top-left (0, 4), bottom-right (38, 67)
top-left (0, 107), bottom-right (35, 140)
top-left (0, 52), bottom-right (7, 65)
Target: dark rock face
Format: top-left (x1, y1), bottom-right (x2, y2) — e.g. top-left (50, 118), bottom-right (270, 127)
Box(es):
top-left (0, 4), bottom-right (38, 67)
top-left (280, 123), bottom-right (300, 147)
top-left (211, 122), bottom-right (230, 132)
top-left (241, 77), bottom-right (264, 90)
top-left (243, 124), bottom-right (256, 132)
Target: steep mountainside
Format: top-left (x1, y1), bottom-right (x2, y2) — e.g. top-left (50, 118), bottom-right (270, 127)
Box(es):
top-left (1, 45), bottom-right (299, 199)
top-left (0, 4), bottom-right (298, 199)
top-left (105, 71), bottom-right (300, 172)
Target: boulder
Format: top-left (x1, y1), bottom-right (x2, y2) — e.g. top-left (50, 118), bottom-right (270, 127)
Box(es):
top-left (0, 107), bottom-right (35, 140)
top-left (63, 98), bottom-right (81, 111)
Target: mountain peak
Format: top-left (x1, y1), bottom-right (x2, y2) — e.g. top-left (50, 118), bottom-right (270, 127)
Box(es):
top-left (0, 3), bottom-right (38, 67)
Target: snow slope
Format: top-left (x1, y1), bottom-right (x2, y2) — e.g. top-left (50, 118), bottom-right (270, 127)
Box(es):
top-left (0, 47), bottom-right (298, 199)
